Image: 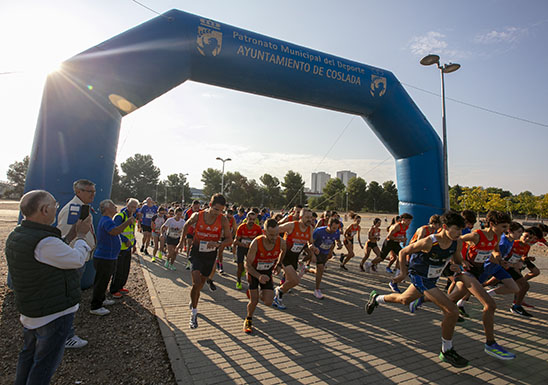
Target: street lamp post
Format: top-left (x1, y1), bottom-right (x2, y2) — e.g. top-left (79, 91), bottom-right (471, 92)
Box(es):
top-left (181, 173), bottom-right (189, 205)
top-left (420, 54), bottom-right (460, 211)
top-left (216, 157), bottom-right (232, 194)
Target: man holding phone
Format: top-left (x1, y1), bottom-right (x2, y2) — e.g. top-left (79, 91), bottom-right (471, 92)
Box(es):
top-left (57, 179), bottom-right (97, 349)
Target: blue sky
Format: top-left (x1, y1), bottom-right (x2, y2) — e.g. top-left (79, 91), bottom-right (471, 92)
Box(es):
top-left (1, 0), bottom-right (547, 195)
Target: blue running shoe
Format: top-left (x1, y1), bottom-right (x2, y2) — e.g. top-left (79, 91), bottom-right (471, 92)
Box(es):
top-left (409, 296), bottom-right (424, 313)
top-left (272, 296), bottom-right (286, 310)
top-left (386, 267), bottom-right (394, 274)
top-left (388, 281), bottom-right (401, 293)
top-left (484, 343), bottom-right (516, 360)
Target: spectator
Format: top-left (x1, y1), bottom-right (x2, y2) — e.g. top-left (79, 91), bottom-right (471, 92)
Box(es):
top-left (109, 198), bottom-right (139, 298)
top-left (56, 178), bottom-right (97, 349)
top-left (90, 200), bottom-right (135, 316)
top-left (5, 190), bottom-right (92, 385)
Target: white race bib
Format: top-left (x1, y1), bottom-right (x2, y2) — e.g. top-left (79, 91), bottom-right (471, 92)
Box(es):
top-left (242, 238), bottom-right (252, 246)
top-left (507, 254), bottom-right (521, 264)
top-left (256, 261), bottom-right (274, 271)
top-left (291, 243), bottom-right (305, 253)
top-left (427, 265), bottom-right (444, 279)
top-left (474, 250), bottom-right (491, 263)
top-left (199, 240), bottom-right (216, 252)
top-left (145, 212), bottom-right (153, 219)
top-left (319, 242), bottom-right (332, 250)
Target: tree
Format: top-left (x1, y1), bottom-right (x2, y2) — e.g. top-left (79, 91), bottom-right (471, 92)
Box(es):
top-left (320, 178), bottom-right (346, 210)
top-left (485, 187), bottom-right (512, 199)
top-left (515, 191), bottom-right (537, 219)
top-left (6, 155), bottom-right (29, 197)
top-left (259, 173), bottom-right (284, 208)
top-left (379, 180), bottom-right (398, 212)
top-left (347, 177), bottom-right (367, 211)
top-left (458, 187), bottom-right (488, 213)
top-left (484, 193), bottom-right (506, 212)
top-left (536, 194), bottom-right (548, 220)
top-left (224, 171), bottom-right (251, 206)
top-left (201, 168), bottom-right (222, 199)
top-left (449, 184), bottom-right (463, 211)
top-left (364, 181), bottom-right (383, 212)
top-left (163, 173), bottom-right (192, 204)
top-left (282, 170), bottom-right (306, 207)
top-left (111, 164), bottom-right (129, 203)
top-left (119, 154), bottom-right (161, 200)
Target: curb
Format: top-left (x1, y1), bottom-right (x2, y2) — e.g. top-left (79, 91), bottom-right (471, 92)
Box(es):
top-left (137, 254), bottom-right (194, 385)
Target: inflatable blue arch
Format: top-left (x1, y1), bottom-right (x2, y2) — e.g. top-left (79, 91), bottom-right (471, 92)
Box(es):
top-left (24, 9), bottom-right (443, 285)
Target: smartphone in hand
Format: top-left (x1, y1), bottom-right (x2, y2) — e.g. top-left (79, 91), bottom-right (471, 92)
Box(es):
top-left (79, 204), bottom-right (90, 220)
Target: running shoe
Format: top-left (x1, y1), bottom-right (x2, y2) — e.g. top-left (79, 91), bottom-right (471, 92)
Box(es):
top-left (243, 318), bottom-right (253, 334)
top-left (65, 335), bottom-right (88, 349)
top-left (151, 256), bottom-right (156, 262)
top-left (340, 264), bottom-right (348, 271)
top-left (120, 288), bottom-right (129, 294)
top-left (189, 313), bottom-right (198, 329)
top-left (164, 260), bottom-right (170, 269)
top-left (185, 260), bottom-right (191, 270)
top-left (112, 291), bottom-right (123, 299)
top-left (439, 348), bottom-right (469, 368)
top-left (339, 254), bottom-right (345, 263)
top-left (158, 251), bottom-right (163, 260)
top-left (371, 263), bottom-right (377, 272)
top-left (219, 268), bottom-right (225, 274)
top-left (409, 296), bottom-right (424, 313)
top-left (140, 246), bottom-right (144, 253)
top-left (510, 305), bottom-right (533, 317)
top-left (458, 306), bottom-right (469, 317)
top-left (236, 282), bottom-right (243, 290)
top-left (207, 279), bottom-right (217, 292)
top-left (169, 264), bottom-right (176, 271)
top-left (366, 290), bottom-right (379, 315)
top-left (242, 270), bottom-right (246, 278)
top-left (297, 263), bottom-right (307, 278)
top-left (388, 281), bottom-right (401, 293)
top-left (385, 267), bottom-right (394, 274)
top-left (365, 262), bottom-right (371, 273)
top-left (273, 287), bottom-right (286, 310)
top-left (314, 289), bottom-right (324, 299)
top-left (484, 343), bottom-right (516, 360)
top-left (144, 249), bottom-right (149, 256)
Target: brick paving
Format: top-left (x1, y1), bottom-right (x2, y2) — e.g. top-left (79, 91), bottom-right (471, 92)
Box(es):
top-left (139, 248), bottom-right (548, 385)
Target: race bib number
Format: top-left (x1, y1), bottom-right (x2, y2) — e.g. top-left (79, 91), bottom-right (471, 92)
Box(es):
top-left (199, 240), bottom-right (216, 252)
top-left (507, 254), bottom-right (521, 264)
top-left (168, 229), bottom-right (181, 238)
top-left (257, 261), bottom-right (274, 271)
top-left (242, 238), bottom-right (252, 246)
top-left (427, 265), bottom-right (444, 279)
top-left (474, 250), bottom-right (491, 263)
top-left (291, 243), bottom-right (305, 253)
top-left (145, 212), bottom-right (153, 219)
top-left (319, 242), bottom-right (332, 250)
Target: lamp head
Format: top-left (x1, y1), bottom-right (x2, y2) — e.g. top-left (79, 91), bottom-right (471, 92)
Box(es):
top-left (443, 63), bottom-right (461, 73)
top-left (420, 54), bottom-right (440, 66)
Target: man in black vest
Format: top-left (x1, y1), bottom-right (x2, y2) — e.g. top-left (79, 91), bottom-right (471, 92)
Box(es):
top-left (5, 190), bottom-right (91, 385)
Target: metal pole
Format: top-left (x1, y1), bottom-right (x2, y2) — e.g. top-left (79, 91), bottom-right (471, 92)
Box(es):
top-left (221, 162), bottom-right (225, 194)
top-left (346, 191), bottom-right (349, 212)
top-left (440, 67), bottom-right (450, 211)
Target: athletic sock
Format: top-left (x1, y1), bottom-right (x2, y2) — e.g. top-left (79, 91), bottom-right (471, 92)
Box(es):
top-left (376, 295), bottom-right (386, 304)
top-left (191, 308), bottom-right (197, 316)
top-left (456, 299), bottom-right (466, 307)
top-left (441, 338), bottom-right (453, 353)
top-left (487, 289), bottom-right (496, 297)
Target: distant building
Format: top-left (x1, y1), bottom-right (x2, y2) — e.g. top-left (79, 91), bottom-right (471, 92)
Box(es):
top-left (190, 188), bottom-right (205, 200)
top-left (336, 170), bottom-right (356, 187)
top-left (311, 172), bottom-right (331, 193)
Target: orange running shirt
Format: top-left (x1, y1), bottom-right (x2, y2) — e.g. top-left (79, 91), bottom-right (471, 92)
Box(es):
top-left (253, 236), bottom-right (281, 271)
top-left (466, 229), bottom-right (498, 265)
top-left (284, 221), bottom-right (311, 254)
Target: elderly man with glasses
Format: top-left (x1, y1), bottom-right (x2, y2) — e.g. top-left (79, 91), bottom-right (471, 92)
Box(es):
top-left (5, 190), bottom-right (92, 385)
top-left (56, 179), bottom-right (97, 349)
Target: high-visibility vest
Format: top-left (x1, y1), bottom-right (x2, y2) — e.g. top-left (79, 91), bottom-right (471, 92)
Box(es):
top-left (115, 209), bottom-right (135, 250)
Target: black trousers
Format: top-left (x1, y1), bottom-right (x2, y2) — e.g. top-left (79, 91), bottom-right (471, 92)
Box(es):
top-left (110, 248), bottom-right (132, 294)
top-left (91, 258), bottom-right (117, 310)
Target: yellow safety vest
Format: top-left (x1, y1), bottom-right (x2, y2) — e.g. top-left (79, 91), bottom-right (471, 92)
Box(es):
top-left (115, 210), bottom-right (135, 250)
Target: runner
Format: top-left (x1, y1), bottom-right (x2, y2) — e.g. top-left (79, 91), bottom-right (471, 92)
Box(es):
top-left (360, 218), bottom-right (382, 272)
top-left (340, 214), bottom-right (363, 270)
top-left (409, 215), bottom-right (441, 244)
top-left (234, 210), bottom-right (263, 290)
top-left (315, 210), bottom-right (331, 229)
top-left (139, 197), bottom-right (158, 256)
top-left (366, 214), bottom-right (413, 277)
top-left (243, 219), bottom-right (287, 333)
top-left (178, 194), bottom-right (232, 329)
top-left (160, 208), bottom-right (185, 270)
top-left (366, 211), bottom-right (469, 368)
top-left (151, 207), bottom-right (167, 262)
top-left (312, 217), bottom-right (342, 299)
top-left (274, 208), bottom-right (319, 309)
top-left (278, 204), bottom-right (303, 225)
top-left (448, 210), bottom-right (517, 360)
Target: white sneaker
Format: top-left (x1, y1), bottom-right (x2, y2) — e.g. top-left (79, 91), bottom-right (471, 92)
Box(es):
top-left (314, 289), bottom-right (324, 299)
top-left (102, 299), bottom-right (115, 306)
top-left (297, 263), bottom-right (307, 278)
top-left (90, 307), bottom-right (110, 316)
top-left (365, 262), bottom-right (371, 273)
top-left (65, 335), bottom-right (88, 349)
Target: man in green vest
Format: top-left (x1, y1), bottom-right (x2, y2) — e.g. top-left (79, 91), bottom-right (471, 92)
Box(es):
top-left (5, 190), bottom-right (92, 385)
top-left (109, 198), bottom-right (139, 298)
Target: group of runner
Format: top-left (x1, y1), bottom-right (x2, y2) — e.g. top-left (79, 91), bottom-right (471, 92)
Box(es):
top-left (131, 194), bottom-right (546, 369)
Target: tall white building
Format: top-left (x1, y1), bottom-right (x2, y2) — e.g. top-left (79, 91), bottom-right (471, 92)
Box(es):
top-left (311, 172), bottom-right (331, 193)
top-left (336, 170), bottom-right (357, 187)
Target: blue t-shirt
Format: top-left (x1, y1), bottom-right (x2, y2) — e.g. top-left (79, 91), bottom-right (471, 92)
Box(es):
top-left (140, 205), bottom-right (158, 226)
top-left (499, 233), bottom-right (513, 259)
top-left (409, 235), bottom-right (457, 277)
top-left (462, 228), bottom-right (472, 235)
top-left (94, 215), bottom-right (121, 260)
top-left (234, 213), bottom-right (246, 225)
top-left (313, 226), bottom-right (340, 255)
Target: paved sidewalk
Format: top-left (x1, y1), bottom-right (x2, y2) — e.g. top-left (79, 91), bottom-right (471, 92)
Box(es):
top-left (139, 250), bottom-right (548, 385)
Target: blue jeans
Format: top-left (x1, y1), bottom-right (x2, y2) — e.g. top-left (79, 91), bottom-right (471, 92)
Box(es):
top-left (15, 312), bottom-right (74, 385)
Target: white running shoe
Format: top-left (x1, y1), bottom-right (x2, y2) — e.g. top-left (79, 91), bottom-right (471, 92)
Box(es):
top-left (314, 289), bottom-right (324, 299)
top-left (365, 262), bottom-right (371, 273)
top-left (90, 307), bottom-right (110, 316)
top-left (65, 335), bottom-right (88, 349)
top-left (102, 299), bottom-right (115, 306)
